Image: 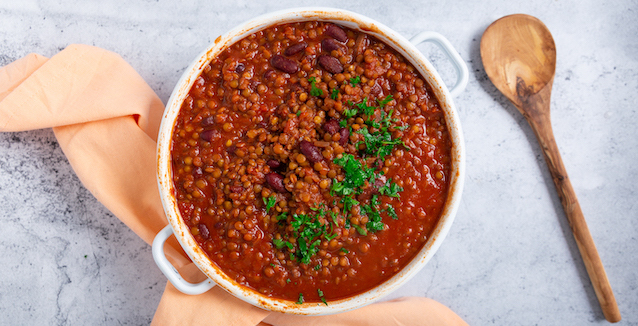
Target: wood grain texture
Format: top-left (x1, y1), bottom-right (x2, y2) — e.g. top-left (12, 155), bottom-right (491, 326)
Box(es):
top-left (480, 14), bottom-right (621, 323)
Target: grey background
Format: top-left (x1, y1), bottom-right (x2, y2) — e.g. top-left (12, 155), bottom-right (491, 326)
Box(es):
top-left (1, 0), bottom-right (637, 325)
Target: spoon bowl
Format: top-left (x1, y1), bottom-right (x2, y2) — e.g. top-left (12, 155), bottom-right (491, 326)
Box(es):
top-left (481, 15), bottom-right (556, 109)
top-left (480, 14), bottom-right (621, 323)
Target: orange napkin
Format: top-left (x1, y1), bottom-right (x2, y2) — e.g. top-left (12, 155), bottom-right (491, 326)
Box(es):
top-left (0, 44), bottom-right (469, 326)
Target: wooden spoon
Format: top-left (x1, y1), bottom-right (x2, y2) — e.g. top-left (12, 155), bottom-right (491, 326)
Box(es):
top-left (480, 14), bottom-right (621, 323)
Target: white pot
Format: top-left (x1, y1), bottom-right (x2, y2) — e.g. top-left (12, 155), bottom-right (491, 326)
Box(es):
top-left (153, 7), bottom-right (468, 315)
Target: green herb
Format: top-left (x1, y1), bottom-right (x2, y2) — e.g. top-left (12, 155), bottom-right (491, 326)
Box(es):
top-left (352, 223), bottom-right (368, 236)
top-left (296, 293), bottom-right (304, 305)
top-left (340, 196), bottom-right (359, 214)
top-left (263, 195), bottom-right (277, 212)
top-left (340, 248), bottom-right (349, 253)
top-left (357, 127), bottom-right (405, 161)
top-left (331, 88), bottom-right (339, 100)
top-left (325, 232), bottom-right (338, 241)
top-left (277, 211), bottom-right (288, 221)
top-left (314, 264), bottom-right (321, 271)
top-left (309, 77), bottom-right (323, 97)
top-left (395, 124), bottom-right (409, 131)
top-left (355, 97), bottom-right (375, 116)
top-left (386, 205), bottom-right (398, 219)
top-left (377, 94), bottom-right (394, 108)
top-left (343, 107), bottom-right (358, 119)
top-left (318, 289), bottom-right (328, 306)
top-left (286, 278), bottom-right (291, 283)
top-left (378, 178), bottom-right (403, 198)
top-left (329, 211), bottom-right (339, 226)
top-left (339, 120), bottom-right (348, 128)
top-left (296, 110), bottom-right (302, 116)
top-left (273, 238), bottom-right (294, 250)
top-left (331, 154), bottom-right (375, 196)
top-left (349, 75), bottom-right (361, 86)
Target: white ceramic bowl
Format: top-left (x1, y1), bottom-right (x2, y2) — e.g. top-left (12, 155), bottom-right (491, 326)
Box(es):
top-left (153, 7), bottom-right (467, 315)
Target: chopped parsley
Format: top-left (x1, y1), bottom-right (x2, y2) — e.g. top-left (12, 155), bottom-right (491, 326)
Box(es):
top-left (349, 75), bottom-right (361, 86)
top-left (377, 94), bottom-right (394, 108)
top-left (331, 154), bottom-right (375, 197)
top-left (263, 195), bottom-right (276, 212)
top-left (357, 127), bottom-right (405, 161)
top-left (352, 224), bottom-right (368, 235)
top-left (386, 205), bottom-right (398, 219)
top-left (296, 293), bottom-right (304, 305)
top-left (355, 97), bottom-right (375, 116)
top-left (277, 211), bottom-right (288, 221)
top-left (343, 107), bottom-right (358, 119)
top-left (308, 76), bottom-right (323, 97)
top-left (296, 110), bottom-right (302, 116)
top-left (331, 88), bottom-right (339, 100)
top-left (379, 178), bottom-right (403, 197)
top-left (340, 248), bottom-right (349, 254)
top-left (318, 289), bottom-right (328, 306)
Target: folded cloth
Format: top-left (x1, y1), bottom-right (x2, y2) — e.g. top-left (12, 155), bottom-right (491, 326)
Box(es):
top-left (0, 44), bottom-right (469, 326)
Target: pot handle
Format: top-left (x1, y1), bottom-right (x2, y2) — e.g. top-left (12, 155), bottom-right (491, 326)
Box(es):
top-left (410, 31), bottom-right (468, 98)
top-left (152, 225), bottom-right (216, 295)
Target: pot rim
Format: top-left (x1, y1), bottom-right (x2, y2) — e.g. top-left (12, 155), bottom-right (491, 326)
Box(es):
top-left (156, 6), bottom-right (465, 315)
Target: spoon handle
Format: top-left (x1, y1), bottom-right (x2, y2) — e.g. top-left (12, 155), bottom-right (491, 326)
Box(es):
top-left (524, 100), bottom-right (621, 323)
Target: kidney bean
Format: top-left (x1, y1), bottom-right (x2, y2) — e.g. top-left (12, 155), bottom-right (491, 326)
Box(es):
top-left (321, 38), bottom-right (341, 53)
top-left (201, 116), bottom-right (216, 127)
top-left (198, 224), bottom-right (210, 239)
top-left (235, 62), bottom-right (245, 73)
top-left (318, 55), bottom-right (343, 74)
top-left (265, 172), bottom-right (286, 192)
top-left (354, 34), bottom-right (369, 56)
top-left (323, 119), bottom-right (340, 135)
top-left (200, 129), bottom-right (220, 142)
top-left (299, 140), bottom-right (323, 163)
top-left (325, 24), bottom-right (348, 42)
top-left (270, 55), bottom-right (299, 74)
top-left (339, 127), bottom-right (349, 146)
top-left (214, 222), bottom-right (224, 229)
top-left (284, 42), bottom-right (307, 56)
top-left (267, 159), bottom-right (281, 169)
top-left (264, 69), bottom-right (276, 79)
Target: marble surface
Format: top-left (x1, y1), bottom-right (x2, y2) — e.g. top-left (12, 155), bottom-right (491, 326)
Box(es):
top-left (1, 0), bottom-right (637, 325)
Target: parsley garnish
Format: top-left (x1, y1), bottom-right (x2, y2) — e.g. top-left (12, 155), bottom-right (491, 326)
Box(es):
top-left (314, 264), bottom-right (321, 271)
top-left (343, 107), bottom-right (358, 119)
top-left (296, 293), bottom-right (304, 304)
top-left (349, 76), bottom-right (361, 86)
top-left (386, 205), bottom-right (398, 219)
top-left (286, 278), bottom-right (291, 283)
top-left (309, 77), bottom-right (323, 97)
top-left (331, 88), bottom-right (339, 100)
top-left (377, 94), bottom-right (393, 108)
top-left (263, 195), bottom-right (276, 212)
top-left (296, 110), bottom-right (302, 116)
top-left (379, 178), bottom-right (403, 197)
top-left (331, 154), bottom-right (375, 197)
top-left (340, 248), bottom-right (349, 253)
top-left (352, 224), bottom-right (368, 235)
top-left (357, 127), bottom-right (405, 161)
top-left (318, 289), bottom-right (328, 306)
top-left (355, 97), bottom-right (375, 116)
top-left (277, 211), bottom-right (288, 221)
